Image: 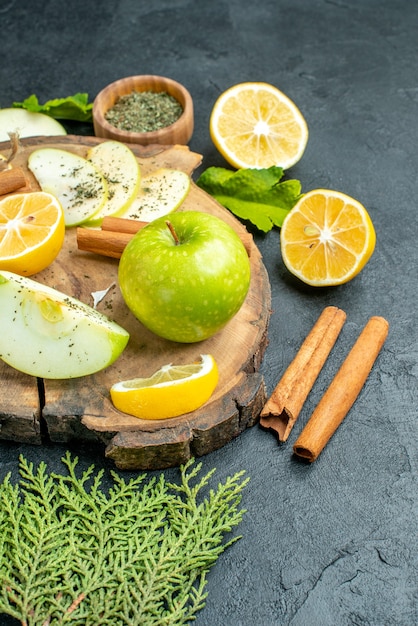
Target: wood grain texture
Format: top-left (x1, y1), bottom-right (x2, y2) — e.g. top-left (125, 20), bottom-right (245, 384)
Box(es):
top-left (0, 136), bottom-right (271, 469)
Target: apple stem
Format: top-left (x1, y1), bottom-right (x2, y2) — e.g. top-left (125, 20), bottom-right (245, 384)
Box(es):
top-left (166, 220), bottom-right (180, 245)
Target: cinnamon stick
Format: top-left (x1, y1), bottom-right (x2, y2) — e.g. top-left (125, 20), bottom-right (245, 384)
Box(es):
top-left (77, 215), bottom-right (253, 258)
top-left (293, 315), bottom-right (389, 462)
top-left (260, 306), bottom-right (346, 442)
top-left (77, 228), bottom-right (136, 259)
top-left (0, 167), bottom-right (27, 196)
top-left (101, 215), bottom-right (149, 235)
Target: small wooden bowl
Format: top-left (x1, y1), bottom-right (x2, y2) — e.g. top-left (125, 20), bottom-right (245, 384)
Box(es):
top-left (93, 75), bottom-right (194, 146)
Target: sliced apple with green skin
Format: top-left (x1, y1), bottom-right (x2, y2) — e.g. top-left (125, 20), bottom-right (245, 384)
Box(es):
top-left (0, 271), bottom-right (129, 379)
top-left (0, 108), bottom-right (67, 142)
top-left (84, 140), bottom-right (141, 226)
top-left (119, 168), bottom-right (190, 222)
top-left (28, 148), bottom-right (108, 227)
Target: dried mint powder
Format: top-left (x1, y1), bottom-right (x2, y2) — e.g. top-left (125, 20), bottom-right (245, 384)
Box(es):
top-left (105, 90), bottom-right (183, 133)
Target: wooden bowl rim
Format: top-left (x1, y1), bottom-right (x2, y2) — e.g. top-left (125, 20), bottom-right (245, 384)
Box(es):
top-left (93, 75), bottom-right (194, 142)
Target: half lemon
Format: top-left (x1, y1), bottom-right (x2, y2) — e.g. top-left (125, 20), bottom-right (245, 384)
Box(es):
top-left (210, 82), bottom-right (308, 170)
top-left (280, 189), bottom-right (376, 286)
top-left (0, 191), bottom-right (65, 276)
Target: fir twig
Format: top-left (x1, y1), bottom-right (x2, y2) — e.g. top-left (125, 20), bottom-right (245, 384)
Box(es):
top-left (0, 452), bottom-right (248, 625)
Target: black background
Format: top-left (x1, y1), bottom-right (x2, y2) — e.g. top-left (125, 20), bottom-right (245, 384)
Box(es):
top-left (1, 1), bottom-right (417, 624)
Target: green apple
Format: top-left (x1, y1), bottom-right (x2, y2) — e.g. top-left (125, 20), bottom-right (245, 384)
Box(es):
top-left (118, 211), bottom-right (251, 343)
top-left (0, 271), bottom-right (129, 379)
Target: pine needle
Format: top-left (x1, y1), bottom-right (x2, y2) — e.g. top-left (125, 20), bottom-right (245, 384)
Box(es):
top-left (0, 453), bottom-right (249, 625)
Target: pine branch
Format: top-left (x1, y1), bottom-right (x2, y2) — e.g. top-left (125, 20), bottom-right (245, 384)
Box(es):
top-left (0, 452), bottom-right (248, 625)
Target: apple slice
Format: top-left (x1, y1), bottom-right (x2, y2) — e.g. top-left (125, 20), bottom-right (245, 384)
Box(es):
top-left (119, 168), bottom-right (190, 222)
top-left (0, 108), bottom-right (67, 142)
top-left (28, 148), bottom-right (108, 227)
top-left (0, 270), bottom-right (129, 379)
top-left (84, 140), bottom-right (141, 225)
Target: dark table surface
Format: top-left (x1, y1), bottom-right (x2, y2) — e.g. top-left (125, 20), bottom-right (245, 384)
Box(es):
top-left (1, 1), bottom-right (417, 625)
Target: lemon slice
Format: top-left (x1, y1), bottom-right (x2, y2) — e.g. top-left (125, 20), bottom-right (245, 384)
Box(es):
top-left (85, 140), bottom-right (141, 225)
top-left (0, 191), bottom-right (65, 276)
top-left (210, 82), bottom-right (308, 170)
top-left (120, 168), bottom-right (190, 222)
top-left (28, 148), bottom-right (108, 227)
top-left (280, 189), bottom-right (376, 286)
top-left (110, 354), bottom-right (219, 420)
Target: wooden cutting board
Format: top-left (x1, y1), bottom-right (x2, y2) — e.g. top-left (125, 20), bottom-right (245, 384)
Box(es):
top-left (0, 135), bottom-right (271, 470)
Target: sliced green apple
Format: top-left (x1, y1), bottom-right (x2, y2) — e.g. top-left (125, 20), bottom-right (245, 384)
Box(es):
top-left (84, 140), bottom-right (141, 226)
top-left (119, 168), bottom-right (190, 222)
top-left (0, 108), bottom-right (67, 142)
top-left (0, 270), bottom-right (129, 379)
top-left (28, 148), bottom-right (108, 227)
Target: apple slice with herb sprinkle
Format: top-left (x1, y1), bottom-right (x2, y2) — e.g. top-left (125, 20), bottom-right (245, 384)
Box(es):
top-left (120, 167), bottom-right (190, 222)
top-left (28, 147), bottom-right (108, 227)
top-left (85, 140), bottom-right (141, 226)
top-left (0, 270), bottom-right (129, 379)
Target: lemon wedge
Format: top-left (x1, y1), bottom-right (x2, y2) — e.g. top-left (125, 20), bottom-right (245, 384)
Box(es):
top-left (110, 354), bottom-right (219, 419)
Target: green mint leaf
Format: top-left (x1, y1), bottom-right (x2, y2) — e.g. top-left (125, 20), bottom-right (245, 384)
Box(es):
top-left (214, 194), bottom-right (292, 231)
top-left (13, 93), bottom-right (93, 122)
top-left (196, 166), bottom-right (303, 232)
